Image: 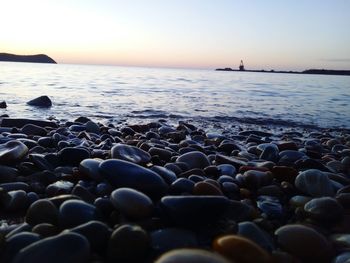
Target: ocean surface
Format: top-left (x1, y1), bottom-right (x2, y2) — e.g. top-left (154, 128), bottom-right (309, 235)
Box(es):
top-left (0, 62), bottom-right (349, 130)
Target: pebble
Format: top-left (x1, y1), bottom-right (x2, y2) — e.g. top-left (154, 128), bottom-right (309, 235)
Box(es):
top-left (295, 169), bottom-right (335, 197)
top-left (111, 144), bottom-right (151, 165)
top-left (213, 235), bottom-right (271, 263)
top-left (79, 158), bottom-right (103, 181)
top-left (58, 147), bottom-right (90, 166)
top-left (275, 224), bottom-right (332, 263)
top-left (176, 151), bottom-right (210, 170)
top-left (107, 224), bottom-right (150, 262)
top-left (13, 232), bottom-right (90, 263)
top-left (59, 200), bottom-right (101, 228)
top-left (25, 199), bottom-right (58, 226)
top-left (155, 248), bottom-right (230, 263)
top-left (110, 187), bottom-right (153, 219)
top-left (99, 159), bottom-right (168, 199)
top-left (21, 124), bottom-right (47, 136)
top-left (304, 197), bottom-right (344, 222)
top-left (0, 140), bottom-right (28, 164)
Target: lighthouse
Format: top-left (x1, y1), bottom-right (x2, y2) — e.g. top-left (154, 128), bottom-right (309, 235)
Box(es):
top-left (239, 60), bottom-right (245, 71)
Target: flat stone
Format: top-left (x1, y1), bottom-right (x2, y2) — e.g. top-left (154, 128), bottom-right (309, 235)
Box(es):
top-left (213, 235), bottom-right (271, 263)
top-left (215, 154), bottom-right (248, 169)
top-left (79, 158), bottom-right (103, 181)
top-left (295, 169), bottom-right (335, 197)
top-left (110, 188), bottom-right (153, 219)
top-left (1, 118), bottom-right (58, 128)
top-left (59, 200), bottom-right (101, 228)
top-left (99, 159), bottom-right (167, 199)
top-left (111, 144), bottom-right (151, 165)
top-left (0, 140), bottom-right (28, 164)
top-left (21, 124), bottom-right (47, 136)
top-left (151, 165), bottom-right (177, 184)
top-left (176, 151), bottom-right (210, 170)
top-left (108, 224), bottom-right (150, 262)
top-left (279, 150), bottom-right (306, 163)
top-left (68, 220), bottom-right (111, 254)
top-left (304, 197), bottom-right (344, 222)
top-left (155, 248), bottom-right (230, 263)
top-left (59, 147), bottom-right (90, 166)
top-left (13, 232), bottom-right (90, 263)
top-left (275, 224), bottom-right (332, 263)
top-left (26, 199), bottom-right (58, 226)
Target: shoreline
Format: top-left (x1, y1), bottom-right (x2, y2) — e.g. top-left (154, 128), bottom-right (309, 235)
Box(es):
top-left (0, 115), bottom-right (349, 262)
top-left (216, 68), bottom-right (350, 76)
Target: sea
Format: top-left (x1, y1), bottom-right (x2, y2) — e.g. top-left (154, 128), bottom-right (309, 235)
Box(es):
top-left (0, 62), bottom-right (349, 132)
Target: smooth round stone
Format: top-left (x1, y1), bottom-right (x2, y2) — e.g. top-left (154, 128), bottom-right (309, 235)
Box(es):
top-left (59, 200), bottom-right (101, 228)
top-left (26, 95), bottom-right (52, 107)
top-left (156, 249), bottom-right (230, 263)
top-left (275, 224), bottom-right (332, 263)
top-left (213, 235), bottom-right (271, 263)
top-left (176, 151), bottom-right (210, 170)
top-left (151, 165), bottom-right (177, 184)
top-left (59, 147), bottom-right (90, 166)
top-left (46, 181), bottom-right (74, 196)
top-left (279, 150), bottom-right (306, 163)
top-left (37, 137), bottom-right (56, 148)
top-left (295, 169), bottom-right (335, 197)
top-left (289, 195), bottom-right (312, 209)
top-left (108, 224), bottom-right (150, 262)
top-left (110, 188), bottom-right (153, 219)
top-left (0, 140), bottom-right (28, 164)
top-left (68, 220), bottom-right (111, 253)
top-left (160, 196), bottom-right (230, 226)
top-left (79, 158), bottom-right (103, 181)
top-left (99, 159), bottom-right (167, 199)
top-left (217, 164), bottom-right (236, 177)
top-left (32, 223), bottom-right (59, 237)
top-left (151, 228), bottom-right (198, 253)
top-left (26, 199), bottom-right (58, 226)
top-left (18, 138), bottom-right (38, 148)
top-left (241, 170), bottom-right (272, 189)
top-left (0, 182), bottom-right (29, 192)
top-left (21, 124), bottom-right (47, 136)
top-left (85, 121), bottom-right (100, 134)
top-left (238, 221), bottom-right (275, 252)
top-left (304, 197), bottom-right (344, 222)
top-left (4, 190), bottom-right (28, 211)
top-left (332, 252), bottom-right (350, 263)
top-left (30, 154), bottom-right (54, 171)
top-left (111, 144), bottom-right (151, 165)
top-left (257, 196), bottom-right (283, 219)
top-left (259, 143), bottom-right (279, 162)
top-left (0, 165), bottom-right (18, 183)
top-left (2, 232), bottom-right (41, 262)
top-left (149, 147), bottom-right (173, 162)
top-left (193, 181), bottom-right (223, 196)
top-left (169, 178), bottom-right (195, 194)
top-left (13, 232), bottom-right (90, 263)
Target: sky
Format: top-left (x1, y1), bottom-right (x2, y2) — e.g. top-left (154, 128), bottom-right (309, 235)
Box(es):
top-left (1, 0), bottom-right (350, 70)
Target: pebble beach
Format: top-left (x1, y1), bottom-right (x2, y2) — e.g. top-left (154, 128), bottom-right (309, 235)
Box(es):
top-left (1, 100), bottom-right (350, 263)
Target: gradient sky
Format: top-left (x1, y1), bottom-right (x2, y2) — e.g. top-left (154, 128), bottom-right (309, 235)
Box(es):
top-left (1, 0), bottom-right (350, 70)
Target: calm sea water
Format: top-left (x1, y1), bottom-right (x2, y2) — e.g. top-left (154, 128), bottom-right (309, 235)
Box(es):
top-left (0, 62), bottom-right (349, 129)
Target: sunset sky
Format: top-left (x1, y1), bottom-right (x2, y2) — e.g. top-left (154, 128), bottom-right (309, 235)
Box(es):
top-left (1, 0), bottom-right (349, 70)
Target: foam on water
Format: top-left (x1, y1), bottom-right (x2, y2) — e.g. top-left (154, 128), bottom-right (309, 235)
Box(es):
top-left (0, 62), bottom-right (349, 129)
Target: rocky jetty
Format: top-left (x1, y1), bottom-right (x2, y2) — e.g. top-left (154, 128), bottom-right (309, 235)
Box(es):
top-left (0, 53), bottom-right (56, 64)
top-left (0, 115), bottom-right (349, 262)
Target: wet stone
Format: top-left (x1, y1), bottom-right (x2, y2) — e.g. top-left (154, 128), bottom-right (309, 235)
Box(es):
top-left (111, 144), bottom-right (151, 165)
top-left (275, 224), bottom-right (332, 263)
top-left (25, 199), bottom-right (58, 226)
top-left (155, 248), bottom-right (230, 263)
top-left (176, 151), bottom-right (210, 170)
top-left (59, 199), bottom-right (101, 228)
top-left (13, 232), bottom-right (90, 263)
top-left (79, 158), bottom-right (103, 181)
top-left (99, 159), bottom-right (168, 199)
top-left (213, 234), bottom-right (271, 263)
top-left (0, 140), bottom-right (28, 164)
top-left (304, 197), bottom-right (344, 223)
top-left (295, 169), bottom-right (335, 197)
top-left (21, 124), bottom-right (47, 136)
top-left (58, 147), bottom-right (90, 166)
top-left (110, 187), bottom-right (154, 220)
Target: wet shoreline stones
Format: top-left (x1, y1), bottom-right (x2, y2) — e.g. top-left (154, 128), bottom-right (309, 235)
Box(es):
top-left (0, 116), bottom-right (350, 262)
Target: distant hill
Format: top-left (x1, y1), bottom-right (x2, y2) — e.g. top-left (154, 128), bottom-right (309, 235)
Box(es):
top-left (0, 53), bottom-right (56, 64)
